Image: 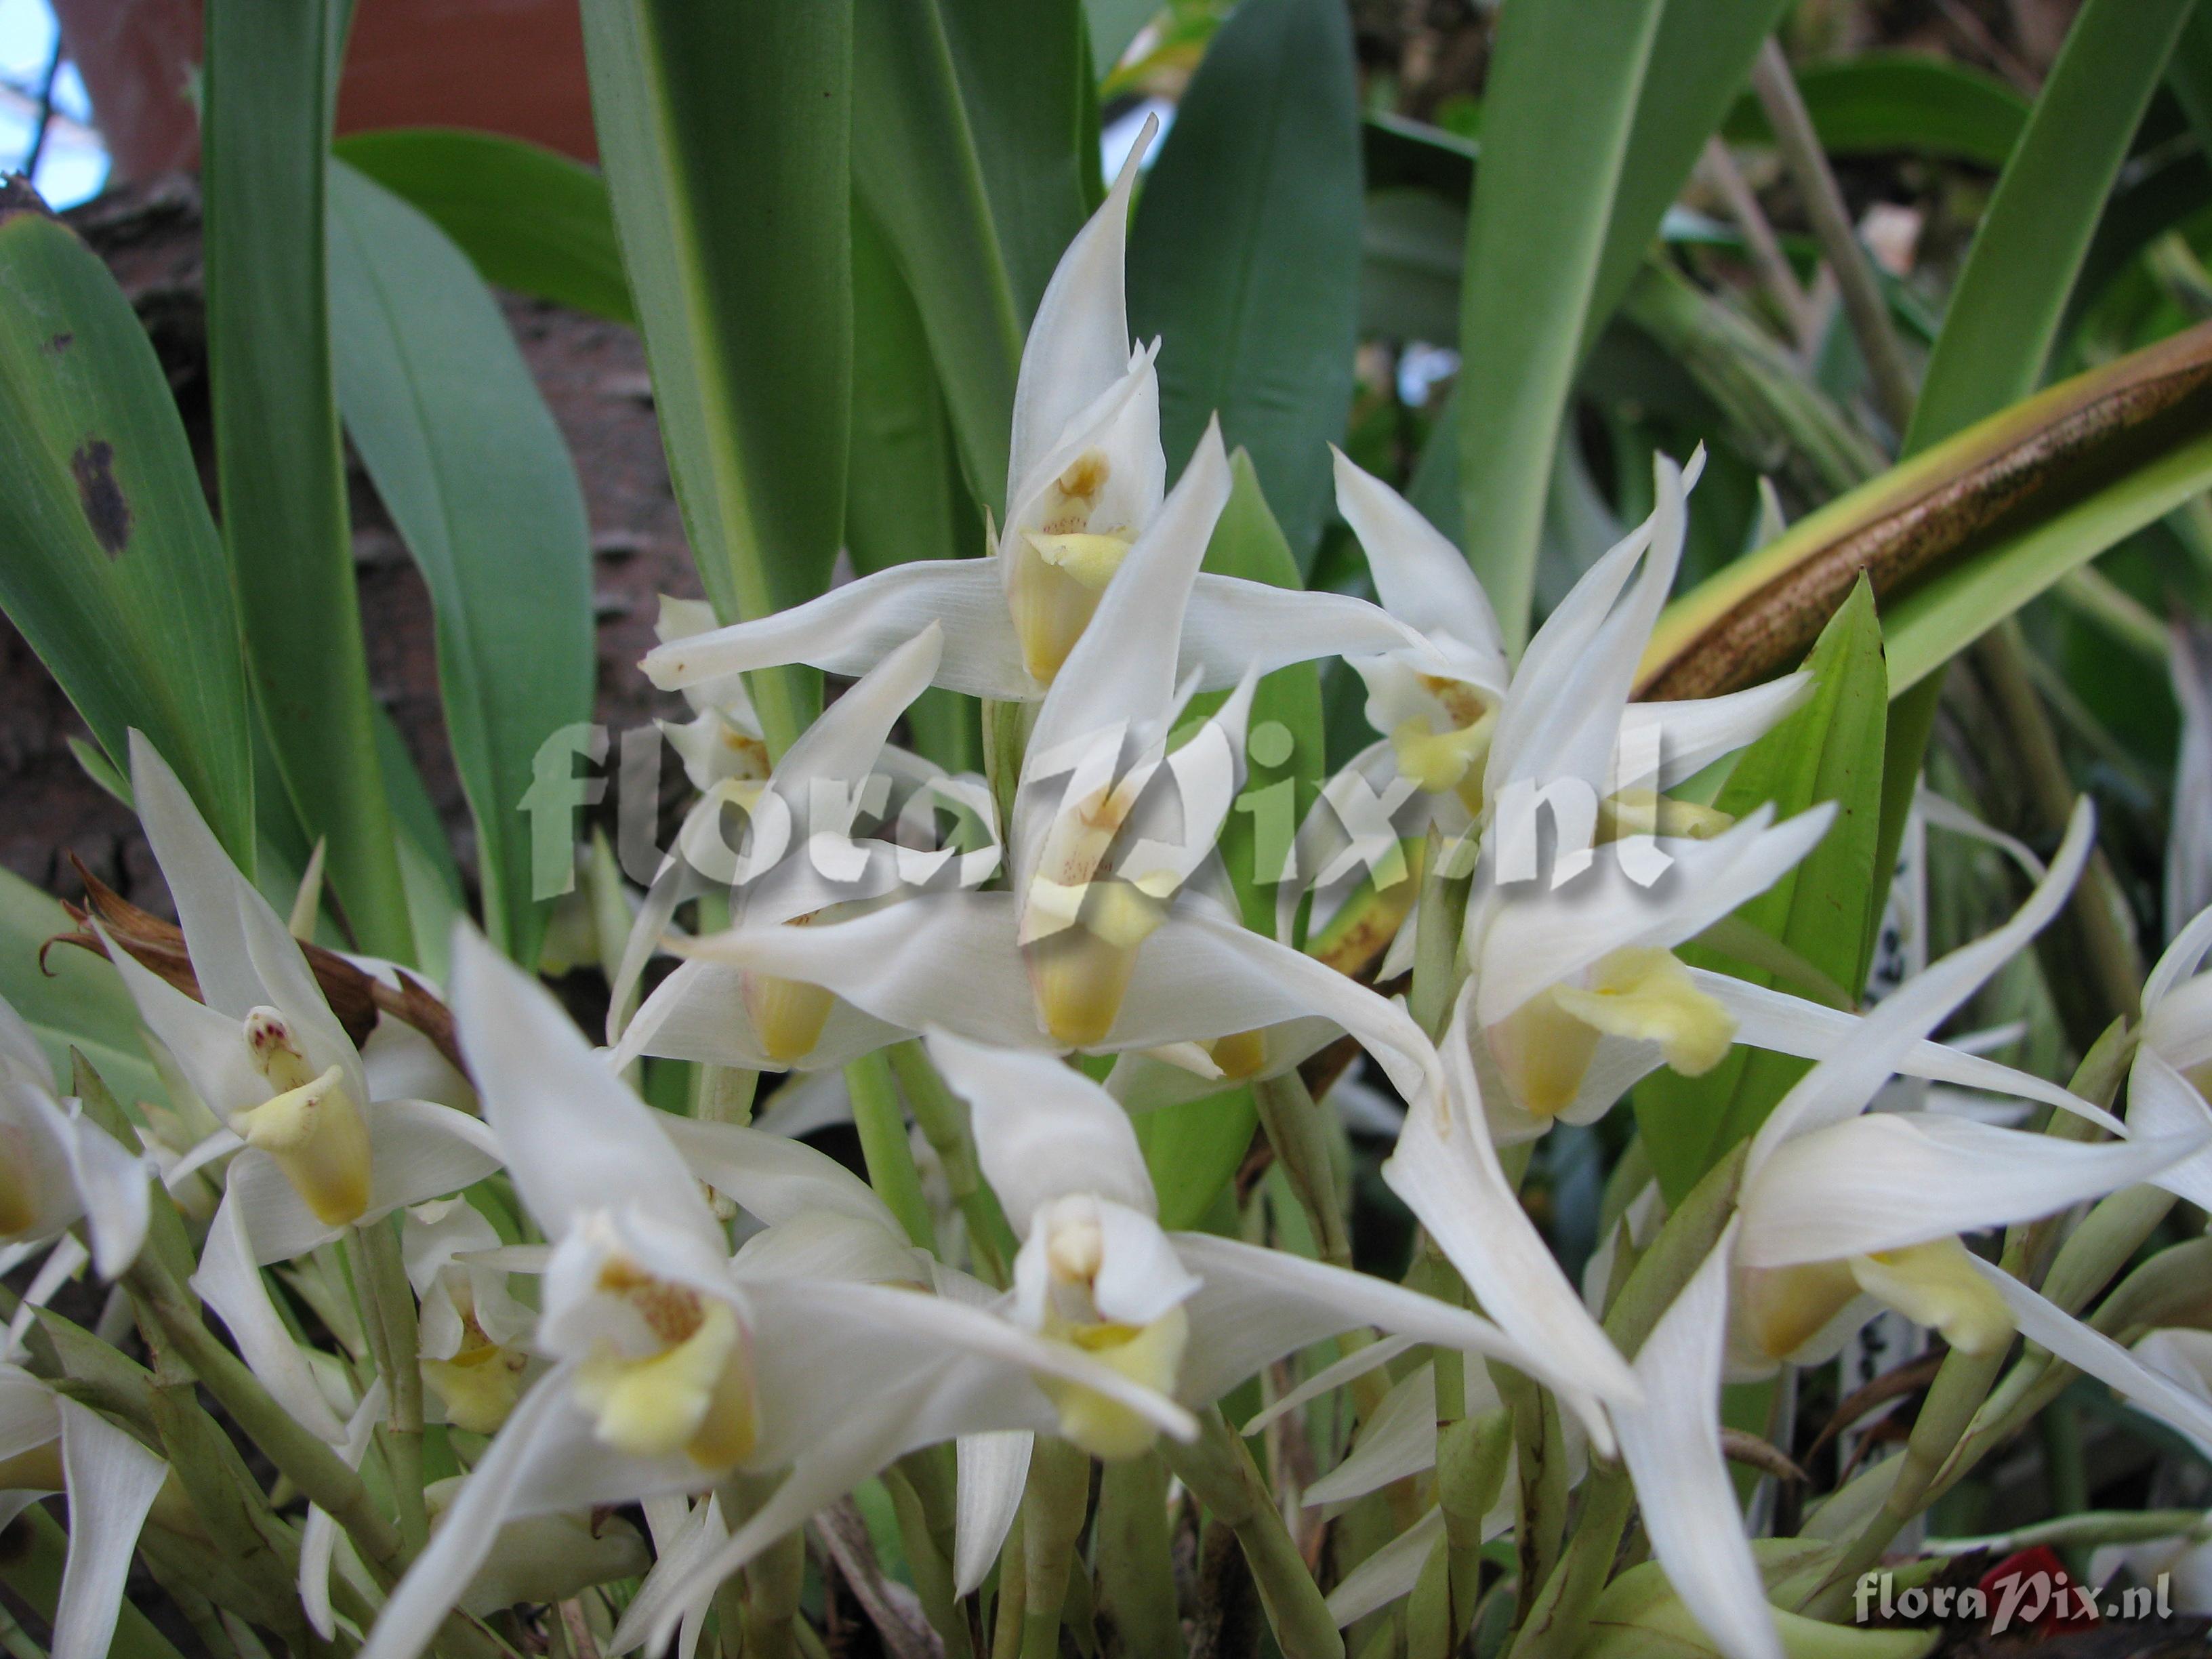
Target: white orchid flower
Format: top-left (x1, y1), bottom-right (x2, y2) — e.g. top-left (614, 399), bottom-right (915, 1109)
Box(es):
top-left (0, 991), bottom-right (147, 1282)
top-left (610, 623), bottom-right (996, 1074)
top-left (638, 120), bottom-right (1416, 708)
top-left (1284, 451), bottom-right (1811, 945)
top-left (403, 1198), bottom-right (535, 1435)
top-left (0, 1365), bottom-right (176, 1659)
top-left (673, 434), bottom-right (1443, 1106)
top-left (104, 734), bottom-right (501, 1264)
top-left (921, 1029), bottom-right (1611, 1591)
top-left (654, 595), bottom-right (771, 794)
top-left (359, 928), bottom-right (1195, 1659)
top-left (1614, 800), bottom-right (2212, 1659)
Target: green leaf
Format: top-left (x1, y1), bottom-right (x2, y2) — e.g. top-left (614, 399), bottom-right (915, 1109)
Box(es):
top-left (934, 0), bottom-right (1089, 327)
top-left (1128, 0), bottom-right (1362, 568)
top-left (1721, 53), bottom-right (2030, 169)
top-left (203, 0), bottom-right (413, 957)
top-left (1906, 0), bottom-right (2196, 454)
top-left (1188, 451), bottom-right (1327, 935)
top-left (331, 127), bottom-right (635, 325)
top-left (1635, 577), bottom-right (1888, 1205)
top-left (1585, 0), bottom-right (1795, 338)
top-left (0, 194), bottom-right (255, 867)
top-left (1456, 0), bottom-right (1666, 655)
top-left (579, 0), bottom-right (851, 753)
top-left (1881, 419), bottom-right (2212, 693)
top-left (0, 865), bottom-right (165, 1108)
top-left (1135, 1086), bottom-right (1258, 1233)
top-left (1361, 185), bottom-right (1465, 346)
top-left (328, 161), bottom-right (597, 968)
top-left (1086, 0), bottom-right (1158, 77)
top-left (846, 197), bottom-right (983, 773)
top-left (851, 0), bottom-right (1025, 515)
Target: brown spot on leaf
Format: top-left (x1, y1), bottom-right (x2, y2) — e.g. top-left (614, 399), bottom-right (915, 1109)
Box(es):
top-left (69, 438), bottom-right (131, 557)
top-left (42, 331), bottom-right (72, 354)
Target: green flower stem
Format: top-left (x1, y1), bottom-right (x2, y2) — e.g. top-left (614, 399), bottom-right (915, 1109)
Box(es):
top-left (1502, 1465), bottom-right (1634, 1659)
top-left (846, 1048), bottom-right (938, 1251)
top-left (1489, 1361), bottom-right (1567, 1627)
top-left (884, 1452), bottom-right (974, 1659)
top-left (1928, 1508), bottom-right (2212, 1557)
top-left (1437, 1408), bottom-right (1513, 1637)
top-left (1254, 1070), bottom-right (1352, 1271)
top-left (742, 1527), bottom-right (806, 1659)
top-left (1095, 1452), bottom-right (1185, 1659)
top-left (1408, 830), bottom-right (1473, 1040)
top-left (698, 1063), bottom-right (760, 1126)
top-left (1160, 1408), bottom-right (1345, 1659)
top-left (1020, 1437), bottom-right (1092, 1659)
top-left (354, 1216), bottom-right (429, 1555)
top-left (990, 1501), bottom-right (1027, 1659)
top-left (889, 1039), bottom-right (1017, 1284)
top-left (125, 1258), bottom-right (404, 1570)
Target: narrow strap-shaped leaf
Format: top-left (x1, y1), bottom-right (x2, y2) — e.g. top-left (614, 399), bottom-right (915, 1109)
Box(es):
top-left (1906, 0), bottom-right (2196, 453)
top-left (1720, 54), bottom-right (2030, 170)
top-left (852, 0), bottom-right (1025, 516)
top-left (580, 0), bottom-right (852, 754)
top-left (1456, 0), bottom-right (1666, 655)
top-left (203, 0), bottom-right (412, 957)
top-left (332, 127), bottom-right (636, 326)
top-left (1128, 0), bottom-right (1362, 569)
top-left (1637, 578), bottom-right (1888, 1204)
top-left (0, 189), bottom-right (255, 869)
top-left (328, 162), bottom-right (597, 968)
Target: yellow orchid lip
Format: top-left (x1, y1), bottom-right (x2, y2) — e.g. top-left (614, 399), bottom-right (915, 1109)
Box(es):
top-left (572, 1280), bottom-right (760, 1471)
top-left (0, 1149), bottom-right (35, 1236)
top-left (1038, 1305), bottom-right (1189, 1462)
top-left (230, 1062), bottom-right (373, 1229)
top-left (1489, 947), bottom-right (1737, 1122)
top-left (1021, 880), bottom-right (1167, 1048)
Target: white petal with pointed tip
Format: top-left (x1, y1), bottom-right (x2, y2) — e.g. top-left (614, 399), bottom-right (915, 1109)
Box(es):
top-left (927, 1030), bottom-right (1156, 1223)
top-left (955, 1431), bottom-right (1032, 1597)
top-left (1737, 1115), bottom-right (2203, 1267)
top-left (192, 1188), bottom-right (348, 1442)
top-left (52, 1397), bottom-right (169, 1659)
top-left (1612, 1223), bottom-right (1783, 1659)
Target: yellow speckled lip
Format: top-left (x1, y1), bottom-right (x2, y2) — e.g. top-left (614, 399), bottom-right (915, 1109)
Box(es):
top-left (1637, 319), bottom-right (2212, 702)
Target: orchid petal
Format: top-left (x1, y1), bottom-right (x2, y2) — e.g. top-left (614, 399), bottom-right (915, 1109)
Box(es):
top-left (126, 732), bottom-right (265, 1018)
top-left (51, 1397), bottom-right (168, 1659)
top-left (192, 1186), bottom-right (347, 1441)
top-left (0, 995), bottom-right (54, 1092)
top-left (450, 926), bottom-right (720, 1250)
top-left (2145, 901), bottom-right (2212, 1016)
top-left (1473, 804), bottom-right (1835, 1029)
top-left (1618, 673), bottom-right (1813, 791)
top-left (1332, 447), bottom-right (1507, 687)
top-left (1006, 117), bottom-right (1149, 504)
top-left (95, 918), bottom-right (264, 1118)
top-left (1024, 419), bottom-right (1232, 766)
top-left (0, 1365), bottom-right (61, 1461)
top-left (1737, 1115), bottom-right (2203, 1268)
top-left (767, 625), bottom-right (944, 826)
top-left (926, 1030), bottom-right (1156, 1222)
top-left (1382, 990), bottom-right (1638, 1418)
top-left (658, 1113), bottom-right (899, 1235)
top-left (1242, 1334), bottom-right (1416, 1437)
top-left (729, 1212), bottom-right (926, 1286)
top-left (642, 560), bottom-right (1027, 700)
top-left (1612, 1223), bottom-right (1783, 1659)
top-left (1749, 799), bottom-right (2094, 1164)
top-left (1325, 1504), bottom-right (1444, 1626)
top-left (1305, 1362), bottom-right (1437, 1506)
top-left (954, 1431), bottom-right (1032, 1597)
top-left (1184, 576), bottom-right (1437, 691)
top-left (1696, 969), bottom-right (2123, 1134)
top-left (55, 1108), bottom-right (148, 1279)
top-left (2126, 1050), bottom-right (2212, 1211)
top-left (1166, 1231), bottom-right (1615, 1455)
top-left (235, 882), bottom-right (366, 1105)
top-left (302, 1378), bottom-right (387, 1640)
top-left (610, 958), bottom-right (910, 1074)
top-left (1971, 1258), bottom-right (2212, 1450)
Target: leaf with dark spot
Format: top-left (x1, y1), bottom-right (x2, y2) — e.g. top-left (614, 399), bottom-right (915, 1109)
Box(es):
top-left (41, 331), bottom-right (72, 354)
top-left (70, 438), bottom-right (131, 556)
